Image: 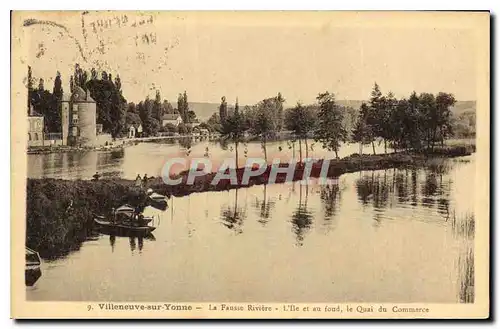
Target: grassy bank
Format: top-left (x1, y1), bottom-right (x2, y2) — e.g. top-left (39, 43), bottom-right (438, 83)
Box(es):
top-left (26, 145), bottom-right (474, 258)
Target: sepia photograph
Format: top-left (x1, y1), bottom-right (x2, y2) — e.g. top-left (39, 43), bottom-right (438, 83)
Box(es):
top-left (10, 10), bottom-right (490, 319)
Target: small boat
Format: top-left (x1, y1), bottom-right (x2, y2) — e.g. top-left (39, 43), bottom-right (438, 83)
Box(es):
top-left (147, 191), bottom-right (168, 211)
top-left (116, 204), bottom-right (135, 215)
top-left (94, 216), bottom-right (156, 236)
top-left (25, 247), bottom-right (42, 286)
top-left (113, 205), bottom-right (154, 225)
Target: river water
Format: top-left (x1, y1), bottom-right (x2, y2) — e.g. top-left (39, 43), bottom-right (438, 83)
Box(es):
top-left (26, 141), bottom-right (475, 303)
top-left (27, 139), bottom-right (393, 180)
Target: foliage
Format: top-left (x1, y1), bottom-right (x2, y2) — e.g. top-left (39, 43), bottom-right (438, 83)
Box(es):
top-left (352, 83), bottom-right (457, 154)
top-left (205, 112), bottom-right (222, 132)
top-left (314, 92), bottom-right (347, 159)
top-left (86, 77), bottom-right (126, 138)
top-left (218, 101), bottom-right (248, 167)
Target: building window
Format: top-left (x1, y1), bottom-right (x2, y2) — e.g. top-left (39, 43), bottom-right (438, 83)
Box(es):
top-left (34, 133), bottom-right (39, 141)
top-left (28, 133), bottom-right (31, 141)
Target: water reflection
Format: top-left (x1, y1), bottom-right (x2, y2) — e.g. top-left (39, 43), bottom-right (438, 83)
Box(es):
top-left (355, 167), bottom-right (453, 221)
top-left (252, 185), bottom-right (276, 226)
top-left (220, 189), bottom-right (247, 234)
top-left (291, 183), bottom-right (313, 246)
top-left (319, 180), bottom-right (341, 232)
top-left (458, 244), bottom-right (475, 303)
top-left (355, 171), bottom-right (390, 223)
top-left (108, 234), bottom-right (155, 254)
top-left (109, 235), bottom-right (115, 252)
top-left (27, 155), bottom-right (476, 303)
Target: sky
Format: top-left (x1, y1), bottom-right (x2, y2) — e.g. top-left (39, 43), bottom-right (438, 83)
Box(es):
top-left (13, 11), bottom-right (478, 106)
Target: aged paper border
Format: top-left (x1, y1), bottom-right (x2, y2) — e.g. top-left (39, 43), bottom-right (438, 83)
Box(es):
top-left (10, 11), bottom-right (490, 319)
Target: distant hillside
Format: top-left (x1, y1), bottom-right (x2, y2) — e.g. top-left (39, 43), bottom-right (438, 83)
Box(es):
top-left (186, 102), bottom-right (220, 121)
top-left (186, 100), bottom-right (476, 121)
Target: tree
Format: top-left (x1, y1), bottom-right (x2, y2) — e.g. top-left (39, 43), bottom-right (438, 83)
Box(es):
top-left (352, 102), bottom-right (371, 155)
top-left (125, 102), bottom-right (142, 128)
top-left (27, 66), bottom-right (33, 114)
top-left (182, 91), bottom-right (189, 123)
top-left (161, 123), bottom-right (178, 133)
top-left (177, 122), bottom-right (189, 135)
top-left (248, 98), bottom-right (279, 161)
top-left (434, 92), bottom-right (456, 148)
top-left (275, 92), bottom-right (285, 131)
top-left (380, 91), bottom-right (397, 153)
top-left (163, 100), bottom-right (174, 114)
top-left (86, 69), bottom-right (127, 137)
top-left (206, 112), bottom-right (221, 132)
top-left (418, 92), bottom-right (437, 151)
top-left (187, 110), bottom-right (197, 123)
top-left (314, 92), bottom-right (347, 159)
top-left (365, 82), bottom-right (385, 154)
top-left (38, 78), bottom-right (44, 91)
top-left (53, 71), bottom-right (63, 99)
top-left (153, 90), bottom-right (164, 122)
top-left (114, 74), bottom-right (122, 93)
top-left (285, 103), bottom-right (317, 162)
top-left (177, 93), bottom-right (184, 123)
top-left (47, 72), bottom-right (63, 132)
top-left (218, 99), bottom-right (248, 168)
top-left (219, 96), bottom-right (228, 122)
top-left (91, 67), bottom-right (98, 80)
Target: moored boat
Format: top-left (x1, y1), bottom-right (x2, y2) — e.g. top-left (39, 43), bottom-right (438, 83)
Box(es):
top-left (113, 205), bottom-right (154, 225)
top-left (25, 247), bottom-right (42, 286)
top-left (147, 191), bottom-right (168, 211)
top-left (94, 216), bottom-right (156, 236)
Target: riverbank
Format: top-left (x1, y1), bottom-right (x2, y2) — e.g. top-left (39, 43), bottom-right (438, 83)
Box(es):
top-left (27, 144), bottom-right (127, 155)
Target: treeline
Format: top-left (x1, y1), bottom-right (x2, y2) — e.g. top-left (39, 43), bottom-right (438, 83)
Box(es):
top-left (209, 83), bottom-right (460, 165)
top-left (352, 83), bottom-right (457, 154)
top-left (26, 64), bottom-right (196, 138)
top-left (27, 66), bottom-right (63, 133)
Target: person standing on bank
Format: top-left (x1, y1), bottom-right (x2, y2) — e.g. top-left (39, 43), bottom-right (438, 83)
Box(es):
top-left (142, 174), bottom-right (148, 190)
top-left (135, 174), bottom-right (142, 189)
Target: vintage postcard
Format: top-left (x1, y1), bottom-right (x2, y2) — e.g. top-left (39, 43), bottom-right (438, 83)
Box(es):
top-left (11, 11), bottom-right (490, 319)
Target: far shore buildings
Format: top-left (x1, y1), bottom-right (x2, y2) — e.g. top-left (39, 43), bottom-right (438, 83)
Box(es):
top-left (127, 123), bottom-right (143, 138)
top-left (161, 113), bottom-right (183, 127)
top-left (28, 86), bottom-right (112, 147)
top-left (27, 105), bottom-right (45, 147)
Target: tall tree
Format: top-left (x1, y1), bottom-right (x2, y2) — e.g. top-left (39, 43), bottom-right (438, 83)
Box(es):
top-left (91, 67), bottom-right (98, 80)
top-left (114, 74), bottom-right (122, 93)
top-left (27, 66), bottom-right (33, 114)
top-left (53, 71), bottom-right (63, 99)
top-left (314, 92), bottom-right (347, 159)
top-left (219, 96), bottom-right (228, 122)
top-left (352, 102), bottom-right (371, 155)
top-left (380, 91), bottom-right (397, 153)
top-left (218, 98), bottom-right (248, 168)
top-left (366, 82), bottom-right (385, 154)
top-left (182, 91), bottom-right (189, 123)
top-left (249, 98), bottom-right (280, 161)
top-left (86, 69), bottom-right (127, 137)
top-left (177, 93), bottom-right (184, 123)
top-left (48, 71), bottom-right (63, 132)
top-left (275, 92), bottom-right (285, 131)
top-left (434, 92), bottom-right (456, 148)
top-left (153, 89), bottom-right (163, 122)
top-left (38, 78), bottom-right (44, 91)
top-left (285, 103), bottom-right (317, 162)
